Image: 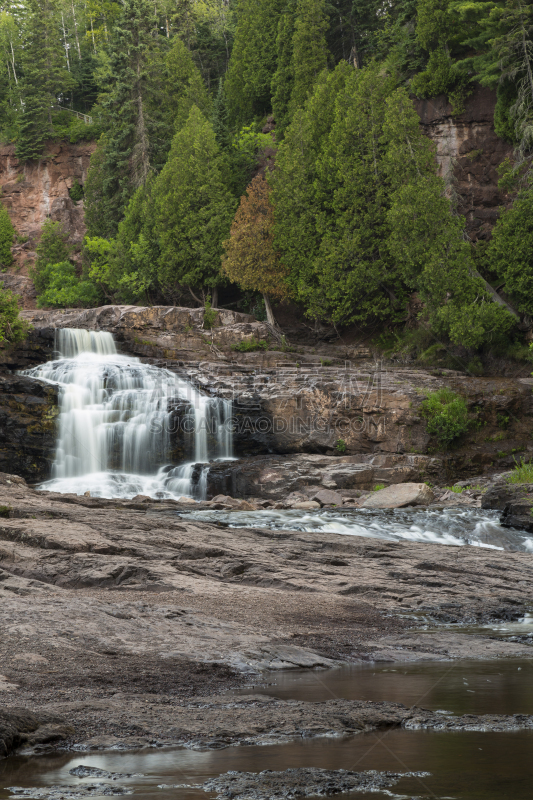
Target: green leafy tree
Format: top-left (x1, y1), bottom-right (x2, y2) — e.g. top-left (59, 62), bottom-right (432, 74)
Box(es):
top-left (224, 0), bottom-right (286, 127)
top-left (31, 220), bottom-right (72, 294)
top-left (271, 1), bottom-right (296, 137)
top-left (384, 88), bottom-right (515, 346)
top-left (222, 174), bottom-right (289, 326)
top-left (36, 260), bottom-right (101, 307)
top-left (164, 35), bottom-right (211, 133)
top-left (85, 0), bottom-right (162, 235)
top-left (288, 0), bottom-right (331, 117)
top-left (0, 287), bottom-right (30, 344)
top-left (0, 204), bottom-right (15, 267)
top-left (152, 105), bottom-right (237, 298)
top-left (271, 62), bottom-right (352, 315)
top-left (487, 183), bottom-right (533, 316)
top-left (16, 0), bottom-right (75, 161)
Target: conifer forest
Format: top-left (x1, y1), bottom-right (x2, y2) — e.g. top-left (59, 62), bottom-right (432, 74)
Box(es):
top-left (2, 0), bottom-right (533, 357)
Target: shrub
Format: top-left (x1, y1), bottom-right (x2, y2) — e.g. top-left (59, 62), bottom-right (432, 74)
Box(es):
top-left (335, 439), bottom-right (347, 454)
top-left (373, 483), bottom-right (386, 491)
top-left (420, 387), bottom-right (470, 447)
top-left (203, 296), bottom-right (218, 330)
top-left (0, 204), bottom-right (15, 267)
top-left (231, 338), bottom-right (269, 352)
top-left (69, 179), bottom-right (84, 202)
top-left (0, 286), bottom-right (30, 344)
top-left (36, 261), bottom-right (101, 308)
top-left (31, 220), bottom-right (71, 294)
top-left (505, 457), bottom-right (533, 484)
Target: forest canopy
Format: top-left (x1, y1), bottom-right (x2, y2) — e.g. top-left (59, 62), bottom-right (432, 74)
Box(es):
top-left (2, 0), bottom-right (533, 353)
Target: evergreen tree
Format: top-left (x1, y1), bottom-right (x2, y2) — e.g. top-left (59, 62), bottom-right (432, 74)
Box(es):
top-left (0, 287), bottom-right (30, 344)
top-left (0, 204), bottom-right (15, 267)
top-left (31, 219), bottom-right (72, 294)
top-left (224, 0), bottom-right (286, 127)
top-left (164, 35), bottom-right (211, 133)
top-left (487, 183), bottom-right (533, 317)
top-left (87, 0), bottom-right (161, 235)
top-left (16, 0), bottom-right (75, 161)
top-left (152, 105), bottom-right (237, 297)
top-left (288, 0), bottom-right (331, 117)
top-left (222, 174), bottom-right (288, 326)
top-left (271, 2), bottom-right (296, 137)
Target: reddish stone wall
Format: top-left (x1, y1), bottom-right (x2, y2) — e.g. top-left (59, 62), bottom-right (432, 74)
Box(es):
top-left (414, 85), bottom-right (513, 241)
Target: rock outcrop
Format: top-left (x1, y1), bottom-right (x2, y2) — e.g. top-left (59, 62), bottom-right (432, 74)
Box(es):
top-left (0, 706), bottom-right (73, 757)
top-left (0, 373), bottom-right (58, 482)
top-left (0, 142), bottom-right (95, 249)
top-left (482, 481), bottom-right (533, 532)
top-left (415, 85), bottom-right (512, 242)
top-left (360, 482), bottom-right (435, 509)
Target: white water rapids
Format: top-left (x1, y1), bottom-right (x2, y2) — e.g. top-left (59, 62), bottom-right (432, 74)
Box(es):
top-left (24, 328), bottom-right (234, 499)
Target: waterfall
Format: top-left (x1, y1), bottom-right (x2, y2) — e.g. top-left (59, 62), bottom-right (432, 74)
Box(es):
top-left (23, 328), bottom-right (234, 500)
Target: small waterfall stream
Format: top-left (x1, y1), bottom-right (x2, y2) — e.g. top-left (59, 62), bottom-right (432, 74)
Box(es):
top-left (24, 328), bottom-right (233, 499)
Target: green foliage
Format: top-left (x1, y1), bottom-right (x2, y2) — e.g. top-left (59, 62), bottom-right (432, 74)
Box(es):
top-left (203, 296), bottom-right (218, 330)
top-left (373, 483), bottom-right (386, 491)
top-left (335, 438), bottom-right (347, 454)
top-left (225, 0), bottom-right (286, 127)
top-left (231, 338), bottom-right (269, 352)
top-left (31, 220), bottom-right (71, 294)
top-left (0, 203), bottom-right (14, 267)
top-left (0, 287), bottom-right (30, 344)
top-left (288, 0), bottom-right (330, 116)
top-left (152, 106), bottom-right (236, 296)
top-left (497, 413), bottom-right (510, 429)
top-left (444, 484), bottom-right (465, 493)
top-left (420, 387), bottom-right (470, 447)
top-left (488, 184), bottom-right (533, 316)
top-left (69, 179), bottom-right (84, 203)
top-left (36, 261), bottom-right (101, 308)
top-left (505, 457), bottom-right (533, 484)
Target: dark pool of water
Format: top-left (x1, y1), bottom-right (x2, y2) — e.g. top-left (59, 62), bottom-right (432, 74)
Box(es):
top-left (2, 729), bottom-right (533, 800)
top-left (242, 657), bottom-right (533, 716)
top-left (3, 659), bottom-right (533, 799)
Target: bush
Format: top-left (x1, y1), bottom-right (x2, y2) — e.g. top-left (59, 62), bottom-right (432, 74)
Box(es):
top-left (0, 204), bottom-right (15, 267)
top-left (420, 387), bottom-right (470, 447)
top-left (505, 457), bottom-right (533, 484)
top-left (0, 286), bottom-right (30, 344)
top-left (231, 338), bottom-right (269, 352)
top-left (69, 179), bottom-right (84, 202)
top-left (31, 220), bottom-right (71, 294)
top-left (36, 261), bottom-right (101, 308)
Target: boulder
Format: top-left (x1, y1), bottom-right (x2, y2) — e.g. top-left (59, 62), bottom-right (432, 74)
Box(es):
top-left (311, 489), bottom-right (344, 506)
top-left (360, 483), bottom-right (435, 509)
top-left (0, 706), bottom-right (74, 757)
top-left (291, 501), bottom-right (321, 510)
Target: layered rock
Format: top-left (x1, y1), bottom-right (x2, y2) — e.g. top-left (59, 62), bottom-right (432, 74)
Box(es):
top-left (0, 373), bottom-right (58, 482)
top-left (0, 706), bottom-right (73, 757)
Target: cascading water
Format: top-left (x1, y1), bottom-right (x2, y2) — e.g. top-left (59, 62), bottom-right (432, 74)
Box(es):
top-left (24, 328), bottom-right (234, 499)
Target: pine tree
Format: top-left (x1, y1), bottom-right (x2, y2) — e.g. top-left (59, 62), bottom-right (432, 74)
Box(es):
top-left (288, 0), bottom-right (331, 117)
top-left (87, 0), bottom-right (161, 235)
top-left (16, 0), bottom-right (75, 161)
top-left (271, 2), bottom-right (296, 138)
top-left (152, 105), bottom-right (237, 297)
top-left (222, 174), bottom-right (289, 326)
top-left (0, 203), bottom-right (15, 267)
top-left (164, 35), bottom-right (211, 133)
top-left (224, 0), bottom-right (286, 127)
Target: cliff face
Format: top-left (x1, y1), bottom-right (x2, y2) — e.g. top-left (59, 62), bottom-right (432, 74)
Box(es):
top-left (0, 141), bottom-right (95, 272)
top-left (415, 85), bottom-right (512, 242)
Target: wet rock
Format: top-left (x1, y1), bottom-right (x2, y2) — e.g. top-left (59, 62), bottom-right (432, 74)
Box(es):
top-left (0, 706), bottom-right (74, 757)
top-left (291, 501), bottom-right (320, 510)
top-left (361, 482), bottom-right (435, 509)
top-left (69, 766), bottom-right (142, 779)
top-left (482, 482), bottom-right (533, 532)
top-left (201, 767), bottom-right (431, 799)
top-left (6, 786), bottom-right (133, 798)
top-left (311, 489), bottom-right (344, 506)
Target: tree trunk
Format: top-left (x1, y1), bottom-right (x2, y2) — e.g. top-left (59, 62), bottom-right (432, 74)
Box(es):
top-left (211, 286), bottom-right (218, 308)
top-left (262, 293), bottom-right (277, 326)
top-left (473, 269), bottom-right (520, 320)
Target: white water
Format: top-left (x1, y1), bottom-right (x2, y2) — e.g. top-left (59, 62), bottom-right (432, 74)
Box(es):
top-left (24, 328), bottom-right (233, 500)
top-left (183, 507), bottom-right (533, 552)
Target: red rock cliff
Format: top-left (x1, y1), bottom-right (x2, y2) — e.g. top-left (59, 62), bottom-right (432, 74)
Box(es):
top-left (414, 85), bottom-right (513, 241)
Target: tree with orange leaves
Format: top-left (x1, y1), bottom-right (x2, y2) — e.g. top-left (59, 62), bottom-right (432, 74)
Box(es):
top-left (222, 174), bottom-right (289, 327)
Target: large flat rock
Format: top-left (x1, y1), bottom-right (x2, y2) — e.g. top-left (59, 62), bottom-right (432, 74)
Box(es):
top-left (361, 482), bottom-right (435, 509)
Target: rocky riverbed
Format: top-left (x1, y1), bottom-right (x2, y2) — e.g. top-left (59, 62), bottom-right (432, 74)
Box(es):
top-left (1, 471), bottom-right (533, 760)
